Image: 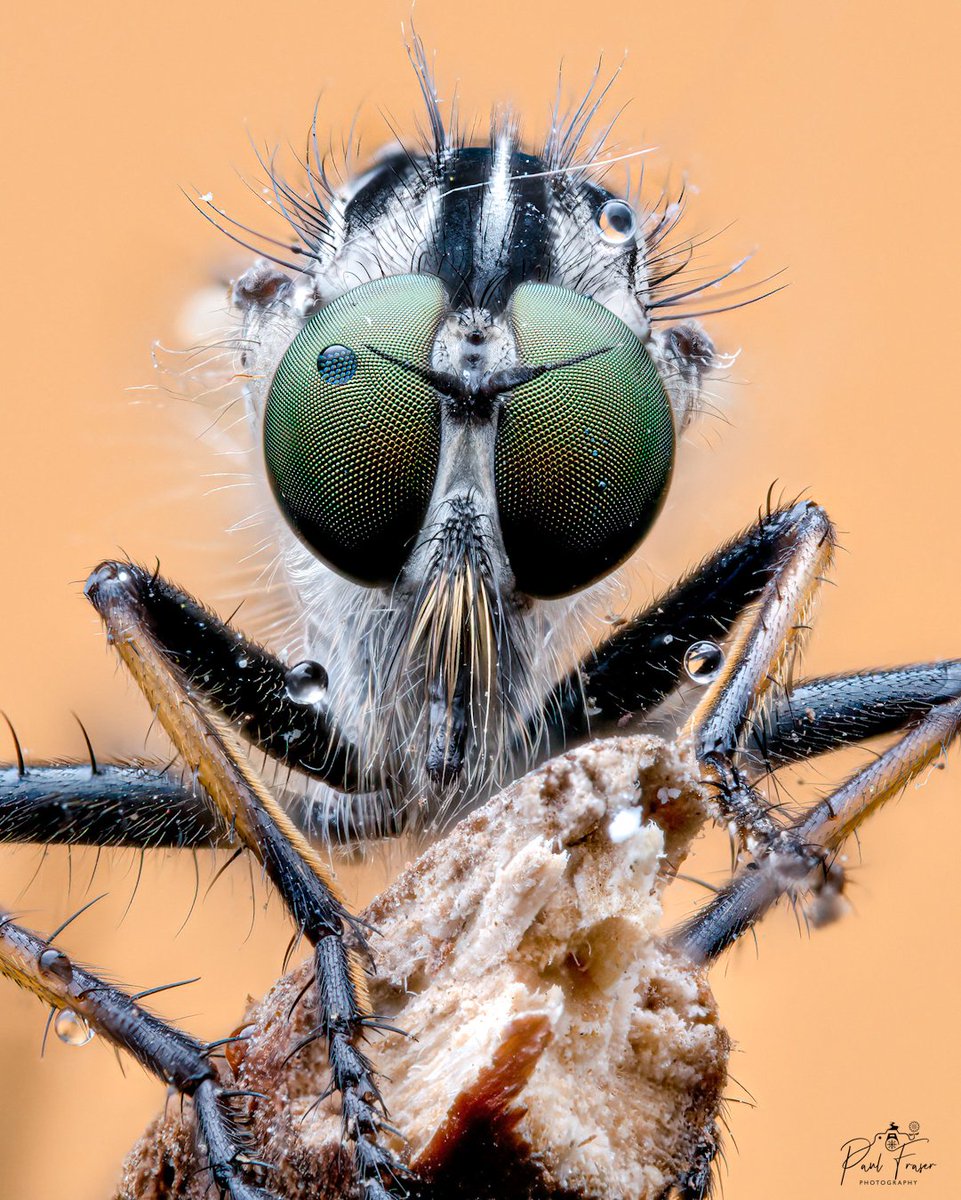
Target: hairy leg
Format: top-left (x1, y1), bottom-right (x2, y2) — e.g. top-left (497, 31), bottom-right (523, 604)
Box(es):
top-left (0, 762), bottom-right (229, 847)
top-left (544, 500), bottom-right (836, 849)
top-left (0, 763), bottom-right (403, 849)
top-left (0, 910), bottom-right (274, 1199)
top-left (673, 695), bottom-right (961, 962)
top-left (84, 562), bottom-right (406, 1199)
top-left (543, 501), bottom-right (825, 745)
top-left (88, 562), bottom-right (387, 793)
top-left (740, 661), bottom-right (961, 773)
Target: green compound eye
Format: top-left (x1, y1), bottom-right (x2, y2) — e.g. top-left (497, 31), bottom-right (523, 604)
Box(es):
top-left (497, 283), bottom-right (675, 597)
top-left (264, 275), bottom-right (447, 585)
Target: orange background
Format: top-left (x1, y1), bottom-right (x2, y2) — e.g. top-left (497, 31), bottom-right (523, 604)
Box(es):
top-left (1, 2), bottom-right (959, 1197)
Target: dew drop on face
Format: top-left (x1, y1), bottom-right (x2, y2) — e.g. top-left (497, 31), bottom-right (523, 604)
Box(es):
top-left (596, 198), bottom-right (637, 245)
top-left (683, 640), bottom-right (724, 684)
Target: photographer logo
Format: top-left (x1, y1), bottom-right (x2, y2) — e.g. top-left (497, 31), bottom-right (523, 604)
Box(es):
top-left (839, 1121), bottom-right (937, 1187)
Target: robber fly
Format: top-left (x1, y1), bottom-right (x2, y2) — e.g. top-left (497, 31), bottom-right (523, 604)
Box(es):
top-left (2, 43), bottom-right (960, 1200)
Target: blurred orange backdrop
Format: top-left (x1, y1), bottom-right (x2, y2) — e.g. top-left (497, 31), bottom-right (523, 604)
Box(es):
top-left (1, 2), bottom-right (959, 1197)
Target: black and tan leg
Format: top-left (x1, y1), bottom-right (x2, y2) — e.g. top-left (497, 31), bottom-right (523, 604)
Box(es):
top-left (0, 909), bottom-right (274, 1199)
top-left (678, 500), bottom-right (835, 846)
top-left (542, 501), bottom-right (804, 744)
top-left (546, 500), bottom-right (836, 848)
top-left (551, 500), bottom-right (961, 795)
top-left (82, 561), bottom-right (390, 794)
top-left (673, 693), bottom-right (961, 962)
top-left (741, 661), bottom-right (961, 773)
top-left (669, 662), bottom-right (961, 1197)
top-left (0, 558), bottom-right (403, 847)
top-left (81, 561), bottom-right (407, 1200)
top-left (549, 500), bottom-right (961, 956)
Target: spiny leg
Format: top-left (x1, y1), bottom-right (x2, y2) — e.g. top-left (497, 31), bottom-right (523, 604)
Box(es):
top-left (680, 500), bottom-right (835, 848)
top-left (93, 562), bottom-right (387, 794)
top-left (85, 562), bottom-right (407, 1199)
top-left (719, 659), bottom-right (961, 868)
top-left (542, 500), bottom-right (826, 747)
top-left (0, 910), bottom-right (275, 1199)
top-left (682, 501), bottom-right (833, 756)
top-left (114, 561), bottom-right (407, 839)
top-left (672, 694), bottom-right (961, 962)
top-left (0, 557), bottom-right (404, 850)
top-left (0, 762), bottom-right (230, 847)
top-left (543, 500), bottom-right (835, 848)
top-left (740, 661), bottom-right (961, 773)
top-left (0, 761), bottom-right (397, 849)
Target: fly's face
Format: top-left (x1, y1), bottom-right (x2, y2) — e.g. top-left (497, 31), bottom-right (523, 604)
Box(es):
top-left (234, 128), bottom-right (716, 828)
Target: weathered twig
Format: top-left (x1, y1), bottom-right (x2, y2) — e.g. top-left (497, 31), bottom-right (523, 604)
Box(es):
top-left (117, 736), bottom-right (727, 1200)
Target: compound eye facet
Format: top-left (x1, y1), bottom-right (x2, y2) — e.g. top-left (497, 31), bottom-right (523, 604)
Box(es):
top-left (264, 275), bottom-right (447, 585)
top-left (497, 283), bottom-right (675, 598)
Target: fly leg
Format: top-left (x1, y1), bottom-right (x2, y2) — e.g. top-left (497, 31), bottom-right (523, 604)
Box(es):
top-left (670, 663), bottom-right (961, 960)
top-left (0, 761), bottom-right (399, 848)
top-left (0, 909), bottom-right (275, 1199)
top-left (85, 562), bottom-right (375, 791)
top-left (84, 561), bottom-right (407, 1200)
top-left (681, 500), bottom-right (836, 849)
top-left (543, 500), bottom-right (836, 850)
top-left (740, 661), bottom-right (961, 773)
top-left (0, 557), bottom-right (405, 847)
top-left (672, 693), bottom-right (961, 962)
top-left (82, 560), bottom-right (406, 838)
top-left (0, 761), bottom-right (231, 847)
top-left (542, 501), bottom-right (826, 745)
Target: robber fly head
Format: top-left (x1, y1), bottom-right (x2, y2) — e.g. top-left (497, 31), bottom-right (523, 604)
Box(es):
top-left (229, 67), bottom-right (718, 827)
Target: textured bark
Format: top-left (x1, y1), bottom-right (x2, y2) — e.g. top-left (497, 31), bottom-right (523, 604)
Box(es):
top-left (116, 736), bottom-right (728, 1200)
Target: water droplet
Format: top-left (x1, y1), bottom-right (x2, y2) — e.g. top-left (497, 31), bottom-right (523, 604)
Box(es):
top-left (38, 948), bottom-right (73, 983)
top-left (235, 656), bottom-right (249, 669)
top-left (317, 344), bottom-right (358, 385)
top-left (284, 660), bottom-right (328, 705)
top-left (596, 198), bottom-right (637, 245)
top-left (683, 640), bottom-right (724, 684)
top-left (55, 1009), bottom-right (94, 1046)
